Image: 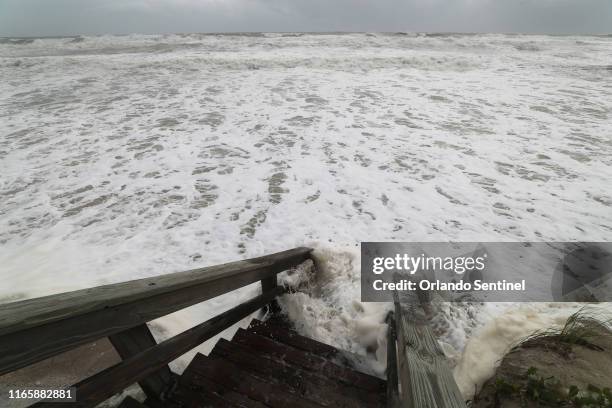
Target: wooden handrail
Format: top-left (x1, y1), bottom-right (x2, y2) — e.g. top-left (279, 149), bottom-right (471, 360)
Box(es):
top-left (393, 294), bottom-right (466, 408)
top-left (0, 247), bottom-right (311, 375)
top-left (32, 286), bottom-right (285, 407)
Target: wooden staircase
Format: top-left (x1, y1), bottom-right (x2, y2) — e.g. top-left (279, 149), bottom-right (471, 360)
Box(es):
top-left (126, 318), bottom-right (387, 407)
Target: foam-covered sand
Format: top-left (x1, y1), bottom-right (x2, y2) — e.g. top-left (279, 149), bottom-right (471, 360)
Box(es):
top-left (1, 33), bottom-right (611, 398)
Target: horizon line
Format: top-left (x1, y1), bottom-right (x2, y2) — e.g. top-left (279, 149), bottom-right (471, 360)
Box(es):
top-left (2, 30), bottom-right (611, 39)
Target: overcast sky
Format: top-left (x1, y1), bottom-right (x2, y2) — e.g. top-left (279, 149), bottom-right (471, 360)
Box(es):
top-left (1, 0), bottom-right (610, 37)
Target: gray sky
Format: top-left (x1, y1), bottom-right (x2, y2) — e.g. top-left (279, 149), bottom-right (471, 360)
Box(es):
top-left (1, 0), bottom-right (610, 37)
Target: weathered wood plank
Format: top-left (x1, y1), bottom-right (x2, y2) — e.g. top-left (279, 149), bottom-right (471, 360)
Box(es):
top-left (0, 248), bottom-right (311, 375)
top-left (226, 333), bottom-right (385, 405)
top-left (248, 318), bottom-right (379, 374)
top-left (394, 299), bottom-right (466, 408)
top-left (31, 287), bottom-right (284, 408)
top-left (0, 248), bottom-right (310, 335)
top-left (178, 372), bottom-right (268, 408)
top-left (108, 324), bottom-right (174, 400)
top-left (248, 318), bottom-right (339, 358)
top-left (185, 354), bottom-right (323, 408)
top-left (233, 329), bottom-right (385, 392)
top-left (212, 338), bottom-right (384, 407)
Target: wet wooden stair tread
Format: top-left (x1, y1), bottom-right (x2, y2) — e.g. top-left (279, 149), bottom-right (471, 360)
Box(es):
top-left (159, 318), bottom-right (387, 407)
top-left (248, 318), bottom-right (379, 375)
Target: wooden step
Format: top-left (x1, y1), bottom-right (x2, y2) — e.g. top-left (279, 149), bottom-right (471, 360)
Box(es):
top-left (230, 329), bottom-right (385, 404)
top-left (234, 328), bottom-right (385, 392)
top-left (248, 319), bottom-right (340, 358)
top-left (182, 353), bottom-right (324, 408)
top-left (176, 369), bottom-right (267, 408)
top-left (211, 338), bottom-right (384, 407)
top-left (248, 318), bottom-right (378, 375)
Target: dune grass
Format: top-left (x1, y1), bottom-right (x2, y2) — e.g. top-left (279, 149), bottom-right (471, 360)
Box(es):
top-left (513, 307), bottom-right (612, 354)
top-left (479, 308), bottom-right (612, 407)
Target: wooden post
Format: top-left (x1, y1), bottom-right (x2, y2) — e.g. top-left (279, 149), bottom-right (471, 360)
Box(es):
top-left (261, 275), bottom-right (278, 292)
top-left (385, 312), bottom-right (399, 408)
top-left (261, 275), bottom-right (279, 314)
top-left (108, 324), bottom-right (174, 401)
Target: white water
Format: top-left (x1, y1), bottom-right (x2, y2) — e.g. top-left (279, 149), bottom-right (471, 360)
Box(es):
top-left (1, 33), bottom-right (611, 397)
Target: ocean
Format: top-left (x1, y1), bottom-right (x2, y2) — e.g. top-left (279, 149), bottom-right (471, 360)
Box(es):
top-left (1, 32), bottom-right (611, 398)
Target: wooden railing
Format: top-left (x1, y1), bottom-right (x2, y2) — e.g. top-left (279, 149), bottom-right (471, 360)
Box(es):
top-left (385, 292), bottom-right (467, 408)
top-left (0, 247), bottom-right (313, 407)
top-left (1, 246), bottom-right (466, 408)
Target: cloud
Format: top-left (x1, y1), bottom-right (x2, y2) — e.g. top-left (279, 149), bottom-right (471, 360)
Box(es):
top-left (0, 0), bottom-right (610, 36)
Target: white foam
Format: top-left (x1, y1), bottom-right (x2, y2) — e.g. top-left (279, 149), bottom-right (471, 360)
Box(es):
top-left (1, 33), bottom-right (611, 392)
top-left (277, 245), bottom-right (390, 375)
top-left (453, 303), bottom-right (612, 398)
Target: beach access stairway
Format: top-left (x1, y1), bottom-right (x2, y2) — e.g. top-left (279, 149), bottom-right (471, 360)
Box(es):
top-left (0, 247), bottom-right (466, 408)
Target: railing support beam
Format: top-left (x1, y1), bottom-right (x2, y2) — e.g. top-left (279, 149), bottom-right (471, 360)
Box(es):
top-left (108, 324), bottom-right (174, 401)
